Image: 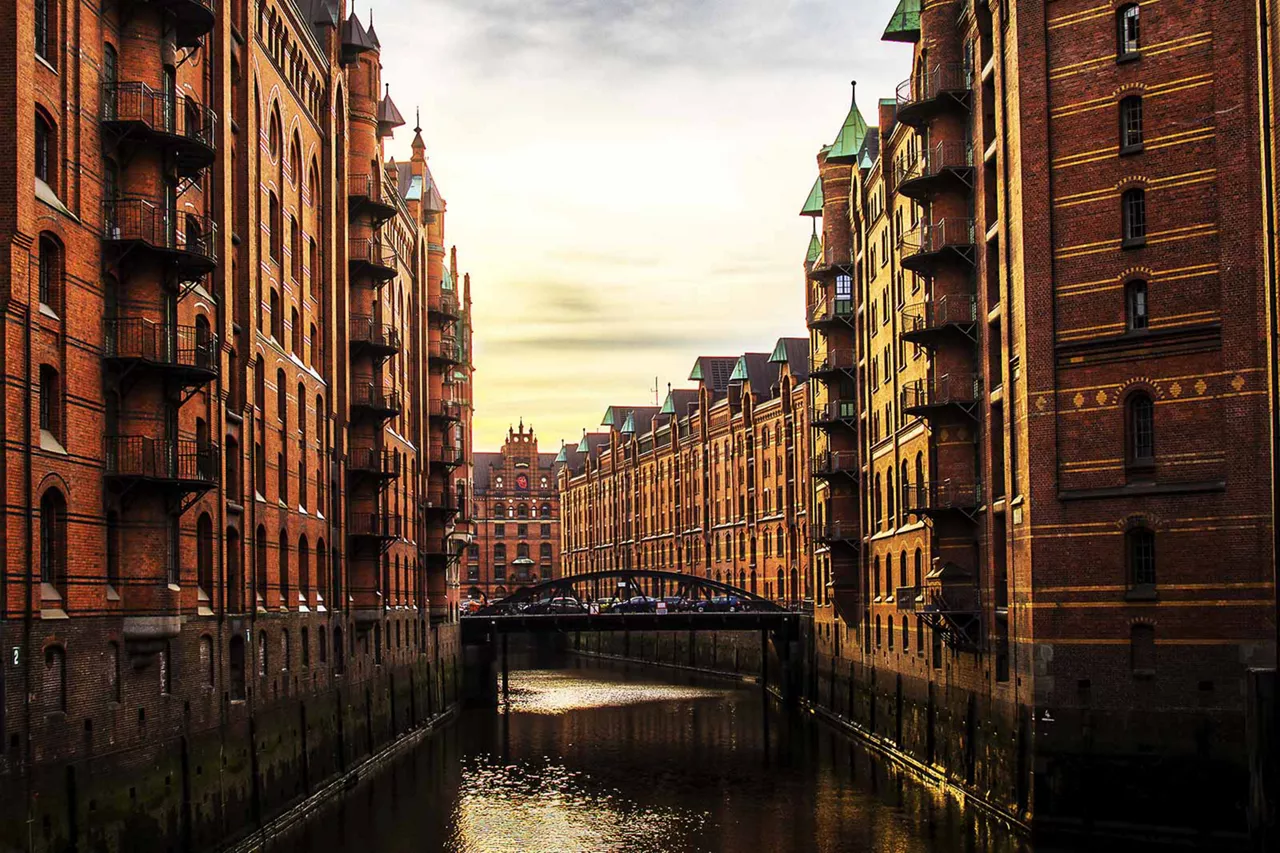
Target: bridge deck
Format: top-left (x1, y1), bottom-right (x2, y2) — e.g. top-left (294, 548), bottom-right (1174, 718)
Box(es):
top-left (461, 611), bottom-right (799, 643)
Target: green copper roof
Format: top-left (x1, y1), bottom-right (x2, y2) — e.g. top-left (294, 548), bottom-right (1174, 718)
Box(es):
top-left (729, 356), bottom-right (749, 382)
top-left (800, 176), bottom-right (824, 217)
top-left (689, 361), bottom-right (704, 381)
top-left (660, 393), bottom-right (676, 415)
top-left (883, 0), bottom-right (921, 43)
top-left (577, 434), bottom-right (590, 452)
top-left (621, 411), bottom-right (636, 434)
top-left (601, 406), bottom-right (620, 427)
top-left (806, 233), bottom-right (822, 264)
top-left (442, 268), bottom-right (455, 292)
top-left (826, 83), bottom-right (869, 165)
top-left (769, 339), bottom-right (790, 363)
top-left (554, 444), bottom-right (568, 463)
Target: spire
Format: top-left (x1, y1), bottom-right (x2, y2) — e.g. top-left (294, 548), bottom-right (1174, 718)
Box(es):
top-left (800, 175), bottom-right (824, 217)
top-left (463, 272), bottom-right (471, 305)
top-left (450, 246), bottom-right (458, 280)
top-left (806, 232), bottom-right (822, 266)
top-left (366, 7), bottom-right (381, 48)
top-left (826, 81), bottom-right (869, 165)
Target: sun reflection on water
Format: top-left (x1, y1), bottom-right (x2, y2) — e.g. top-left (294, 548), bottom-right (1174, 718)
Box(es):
top-left (503, 668), bottom-right (731, 715)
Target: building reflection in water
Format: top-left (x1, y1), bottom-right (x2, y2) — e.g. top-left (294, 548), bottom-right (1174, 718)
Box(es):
top-left (277, 659), bottom-right (1036, 853)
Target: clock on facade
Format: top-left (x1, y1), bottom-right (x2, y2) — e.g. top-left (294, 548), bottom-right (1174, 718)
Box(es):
top-left (515, 473), bottom-right (530, 491)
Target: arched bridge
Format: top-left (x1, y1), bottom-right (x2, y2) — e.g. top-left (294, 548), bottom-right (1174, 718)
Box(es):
top-left (461, 569), bottom-right (797, 642)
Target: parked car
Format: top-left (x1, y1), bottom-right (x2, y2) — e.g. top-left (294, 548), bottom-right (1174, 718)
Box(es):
top-left (612, 595), bottom-right (659, 613)
top-left (593, 597), bottom-right (619, 612)
top-left (698, 594), bottom-right (743, 613)
top-left (661, 596), bottom-right (692, 612)
top-left (522, 596), bottom-right (585, 614)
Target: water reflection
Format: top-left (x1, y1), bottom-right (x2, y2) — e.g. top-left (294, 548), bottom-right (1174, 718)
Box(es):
top-left (283, 658), bottom-right (1039, 853)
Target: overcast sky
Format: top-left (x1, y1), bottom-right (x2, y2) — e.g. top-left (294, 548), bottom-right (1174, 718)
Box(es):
top-left (376, 0), bottom-right (911, 451)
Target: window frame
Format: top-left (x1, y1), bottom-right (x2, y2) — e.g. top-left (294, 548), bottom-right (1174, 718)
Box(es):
top-left (1117, 4), bottom-right (1141, 61)
top-left (1126, 391), bottom-right (1156, 469)
top-left (1122, 188), bottom-right (1147, 248)
top-left (1119, 95), bottom-right (1144, 154)
top-left (1126, 280), bottom-right (1149, 332)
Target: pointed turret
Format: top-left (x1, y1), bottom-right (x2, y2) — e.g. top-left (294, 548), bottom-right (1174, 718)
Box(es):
top-left (411, 108), bottom-right (426, 161)
top-left (826, 82), bottom-right (869, 165)
top-left (378, 84), bottom-right (406, 137)
top-left (882, 0), bottom-right (921, 43)
top-left (800, 176), bottom-right (824, 217)
top-left (341, 11), bottom-right (378, 63)
top-left (806, 232), bottom-right (822, 267)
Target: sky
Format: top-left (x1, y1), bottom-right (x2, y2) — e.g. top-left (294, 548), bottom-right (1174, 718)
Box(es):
top-left (374, 0), bottom-right (911, 451)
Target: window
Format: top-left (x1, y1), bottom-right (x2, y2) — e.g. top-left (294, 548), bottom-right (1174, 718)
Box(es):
top-left (197, 513), bottom-right (214, 600)
top-left (106, 510), bottom-right (120, 591)
top-left (35, 110), bottom-right (54, 187)
top-left (1126, 280), bottom-right (1148, 331)
top-left (43, 646), bottom-right (66, 714)
top-left (278, 529), bottom-right (290, 606)
top-left (38, 235), bottom-right (61, 311)
top-left (1122, 188), bottom-right (1146, 247)
top-left (1120, 96), bottom-right (1143, 152)
top-left (540, 523), bottom-right (551, 538)
top-left (1118, 4), bottom-right (1141, 59)
top-left (35, 0), bottom-right (52, 63)
top-left (1126, 392), bottom-right (1155, 465)
top-left (269, 192), bottom-right (282, 260)
top-left (291, 307), bottom-right (301, 356)
top-left (1130, 623), bottom-right (1155, 674)
top-left (270, 289), bottom-right (282, 341)
top-left (39, 365), bottom-right (61, 442)
top-left (1127, 527), bottom-right (1156, 591)
top-left (290, 215), bottom-right (301, 281)
top-left (40, 489), bottom-right (66, 594)
top-left (494, 523), bottom-right (505, 539)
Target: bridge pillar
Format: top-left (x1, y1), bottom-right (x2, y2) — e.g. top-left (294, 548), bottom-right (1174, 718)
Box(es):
top-left (462, 638), bottom-right (499, 708)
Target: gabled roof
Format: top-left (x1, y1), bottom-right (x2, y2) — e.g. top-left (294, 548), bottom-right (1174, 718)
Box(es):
top-left (689, 356), bottom-right (738, 393)
top-left (730, 352), bottom-right (776, 397)
top-left (394, 162), bottom-right (414, 198)
top-left (826, 83), bottom-right (869, 165)
top-left (471, 452), bottom-right (504, 492)
top-left (769, 337), bottom-right (811, 381)
top-left (883, 0), bottom-right (922, 43)
top-left (660, 389), bottom-right (699, 418)
top-left (800, 176), bottom-right (824, 217)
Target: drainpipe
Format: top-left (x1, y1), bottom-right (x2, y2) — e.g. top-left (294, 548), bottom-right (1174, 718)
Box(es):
top-left (21, 298), bottom-right (35, 852)
top-left (1259, 0), bottom-right (1280, 688)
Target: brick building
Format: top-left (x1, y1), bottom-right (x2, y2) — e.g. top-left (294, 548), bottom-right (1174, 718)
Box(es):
top-left (559, 340), bottom-right (812, 604)
top-left (0, 1), bottom-right (474, 846)
top-left (803, 0), bottom-right (1277, 836)
top-left (465, 422), bottom-right (559, 602)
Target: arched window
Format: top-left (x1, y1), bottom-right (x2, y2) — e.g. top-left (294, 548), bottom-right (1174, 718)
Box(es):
top-left (1126, 280), bottom-right (1148, 331)
top-left (872, 555), bottom-right (881, 598)
top-left (38, 234), bottom-right (61, 312)
top-left (1122, 188), bottom-right (1146, 246)
top-left (899, 551), bottom-right (908, 588)
top-left (1120, 95), bottom-right (1143, 152)
top-left (270, 287), bottom-right (282, 340)
top-left (315, 537), bottom-right (326, 602)
top-left (35, 109), bottom-right (54, 188)
top-left (269, 191), bottom-right (282, 260)
top-left (290, 131), bottom-right (301, 185)
top-left (43, 645), bottom-right (66, 714)
top-left (278, 529), bottom-right (290, 606)
top-left (226, 527), bottom-right (243, 613)
top-left (886, 469), bottom-right (895, 526)
top-left (540, 543), bottom-right (552, 561)
top-left (40, 489), bottom-right (66, 596)
top-left (517, 503), bottom-right (528, 518)
top-left (298, 535), bottom-right (310, 601)
top-left (873, 473), bottom-right (882, 529)
top-left (540, 503), bottom-right (551, 518)
top-left (1126, 526), bottom-right (1156, 591)
top-left (1126, 392), bottom-right (1155, 465)
top-left (1118, 4), bottom-right (1141, 59)
top-left (197, 513), bottom-right (214, 600)
top-left (39, 364), bottom-right (62, 443)
top-left (254, 525), bottom-right (268, 604)
top-left (914, 548), bottom-right (923, 587)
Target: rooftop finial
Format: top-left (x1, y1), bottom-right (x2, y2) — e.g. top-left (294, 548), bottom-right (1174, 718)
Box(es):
top-left (414, 107), bottom-right (421, 134)
top-left (850, 80), bottom-right (857, 104)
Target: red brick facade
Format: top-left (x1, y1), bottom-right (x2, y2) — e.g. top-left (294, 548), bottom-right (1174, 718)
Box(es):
top-left (466, 423), bottom-right (560, 602)
top-left (0, 1), bottom-right (474, 846)
top-left (805, 0), bottom-right (1278, 835)
top-left (559, 342), bottom-right (813, 604)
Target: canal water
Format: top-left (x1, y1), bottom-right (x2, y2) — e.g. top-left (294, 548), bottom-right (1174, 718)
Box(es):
top-left (281, 657), bottom-right (1035, 853)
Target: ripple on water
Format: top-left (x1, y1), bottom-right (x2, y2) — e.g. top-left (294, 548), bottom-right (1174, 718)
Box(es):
top-left (451, 756), bottom-right (708, 853)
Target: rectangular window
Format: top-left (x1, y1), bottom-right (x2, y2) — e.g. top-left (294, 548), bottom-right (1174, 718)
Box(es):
top-left (1119, 6), bottom-right (1141, 58)
top-left (494, 523), bottom-right (504, 538)
top-left (1120, 97), bottom-right (1143, 151)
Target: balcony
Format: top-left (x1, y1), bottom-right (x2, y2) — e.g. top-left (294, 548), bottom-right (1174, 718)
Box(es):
top-left (428, 338), bottom-right (462, 365)
top-left (895, 586), bottom-right (922, 612)
top-left (429, 443), bottom-right (464, 468)
top-left (349, 315), bottom-right (402, 359)
top-left (811, 400), bottom-right (858, 431)
top-left (350, 382), bottom-right (403, 420)
top-left (901, 372), bottom-right (980, 420)
top-left (102, 198), bottom-right (218, 279)
top-left (105, 436), bottom-right (219, 497)
top-left (348, 238), bottom-right (397, 283)
top-left (428, 398), bottom-right (464, 422)
top-left (349, 512), bottom-right (402, 546)
top-left (900, 295), bottom-right (978, 347)
top-left (918, 582), bottom-right (982, 650)
top-left (347, 173), bottom-right (399, 225)
top-left (154, 0), bottom-right (217, 48)
top-left (807, 296), bottom-right (855, 329)
top-left (812, 450), bottom-right (859, 482)
top-left (895, 141), bottom-right (974, 201)
top-left (103, 318), bottom-right (218, 385)
top-left (347, 446), bottom-right (400, 483)
top-left (428, 291), bottom-right (461, 320)
top-left (809, 351), bottom-right (855, 378)
top-left (903, 480), bottom-right (982, 519)
top-left (424, 488), bottom-right (461, 516)
top-left (100, 83), bottom-right (217, 177)
top-left (815, 523), bottom-right (860, 546)
top-left (899, 218), bottom-right (975, 274)
top-left (895, 62), bottom-right (973, 128)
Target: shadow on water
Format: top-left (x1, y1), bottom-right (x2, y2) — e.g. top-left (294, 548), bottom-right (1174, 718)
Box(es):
top-left (273, 655), bottom-right (1095, 853)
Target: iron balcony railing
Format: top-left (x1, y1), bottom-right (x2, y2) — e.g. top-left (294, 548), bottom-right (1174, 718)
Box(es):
top-left (347, 446), bottom-right (400, 478)
top-left (816, 523), bottom-right (860, 544)
top-left (429, 443), bottom-right (464, 466)
top-left (349, 512), bottom-right (402, 539)
top-left (428, 338), bottom-right (461, 363)
top-left (104, 318), bottom-right (218, 374)
top-left (350, 314), bottom-right (402, 352)
top-left (429, 292), bottom-right (461, 318)
top-left (900, 295), bottom-right (978, 338)
top-left (899, 218), bottom-right (975, 260)
top-left (428, 398), bottom-right (464, 421)
top-left (808, 296), bottom-right (855, 326)
top-left (348, 173), bottom-right (396, 209)
top-left (895, 140), bottom-right (973, 187)
top-left (101, 82), bottom-right (218, 149)
top-left (896, 62), bottom-right (973, 112)
top-left (811, 400), bottom-right (859, 426)
top-left (812, 450), bottom-right (859, 478)
top-left (809, 351), bottom-right (856, 375)
top-left (901, 372), bottom-right (981, 412)
top-left (102, 198), bottom-right (218, 264)
top-left (902, 480), bottom-right (983, 514)
top-left (348, 237), bottom-right (397, 275)
top-left (350, 382), bottom-right (403, 415)
top-left (105, 436), bottom-right (219, 484)
top-left (896, 586), bottom-right (922, 611)
top-left (425, 488), bottom-right (462, 513)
